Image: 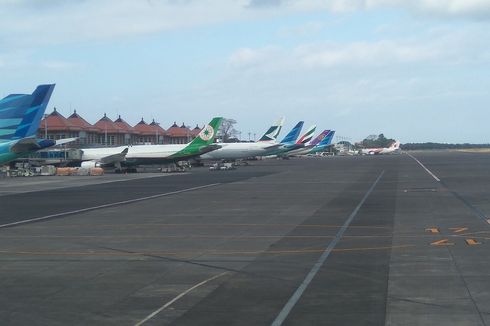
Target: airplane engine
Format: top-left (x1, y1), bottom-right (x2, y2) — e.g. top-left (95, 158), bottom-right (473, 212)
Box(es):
top-left (80, 161), bottom-right (99, 168)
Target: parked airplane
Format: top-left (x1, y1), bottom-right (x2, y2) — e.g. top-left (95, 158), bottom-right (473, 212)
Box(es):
top-left (257, 117), bottom-right (284, 142)
top-left (199, 119), bottom-right (303, 161)
top-left (286, 129), bottom-right (333, 156)
top-left (268, 123), bottom-right (317, 157)
top-left (360, 140), bottom-right (400, 155)
top-left (0, 84), bottom-right (60, 165)
top-left (80, 117), bottom-right (223, 169)
top-left (198, 118), bottom-right (287, 161)
top-left (308, 130), bottom-right (336, 154)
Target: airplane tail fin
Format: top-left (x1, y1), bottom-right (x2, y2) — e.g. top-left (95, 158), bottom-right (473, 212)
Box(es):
top-left (258, 117), bottom-right (284, 142)
top-left (317, 130), bottom-right (335, 146)
top-left (309, 130), bottom-right (330, 146)
top-left (295, 125), bottom-right (316, 145)
top-left (390, 140), bottom-right (400, 149)
top-left (0, 84), bottom-right (55, 143)
top-left (172, 117), bottom-right (223, 157)
top-left (280, 121), bottom-right (304, 145)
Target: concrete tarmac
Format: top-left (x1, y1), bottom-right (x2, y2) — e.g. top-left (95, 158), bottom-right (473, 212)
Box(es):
top-left (0, 152), bottom-right (489, 325)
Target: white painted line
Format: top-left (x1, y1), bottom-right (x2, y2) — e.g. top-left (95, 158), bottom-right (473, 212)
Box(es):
top-left (0, 183), bottom-right (220, 229)
top-left (271, 171), bottom-right (385, 326)
top-left (134, 272), bottom-right (228, 326)
top-left (406, 153), bottom-right (441, 182)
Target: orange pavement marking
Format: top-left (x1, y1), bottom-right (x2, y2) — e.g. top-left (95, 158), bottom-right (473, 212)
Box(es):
top-left (465, 239), bottom-right (481, 246)
top-left (430, 239), bottom-right (453, 246)
top-left (450, 227), bottom-right (468, 233)
top-left (425, 228), bottom-right (440, 234)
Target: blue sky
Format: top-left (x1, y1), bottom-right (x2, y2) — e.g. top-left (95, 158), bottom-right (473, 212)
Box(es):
top-left (0, 0), bottom-right (489, 143)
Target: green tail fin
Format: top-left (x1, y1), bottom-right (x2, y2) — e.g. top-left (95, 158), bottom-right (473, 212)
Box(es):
top-left (171, 117), bottom-right (223, 158)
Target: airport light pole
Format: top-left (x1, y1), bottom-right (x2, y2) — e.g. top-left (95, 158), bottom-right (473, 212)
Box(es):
top-left (44, 113), bottom-right (48, 139)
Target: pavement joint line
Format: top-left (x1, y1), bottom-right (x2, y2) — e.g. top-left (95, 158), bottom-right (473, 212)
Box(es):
top-left (405, 153), bottom-right (441, 182)
top-left (0, 244), bottom-right (413, 257)
top-left (0, 173), bottom-right (180, 197)
top-left (408, 153), bottom-right (490, 227)
top-left (22, 223), bottom-right (394, 229)
top-left (271, 170), bottom-right (385, 326)
top-left (0, 183), bottom-right (221, 229)
top-left (439, 179), bottom-right (490, 226)
top-left (134, 271), bottom-right (229, 326)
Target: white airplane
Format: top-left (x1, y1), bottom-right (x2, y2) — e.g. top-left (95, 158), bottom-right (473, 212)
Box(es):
top-left (197, 118), bottom-right (286, 161)
top-left (287, 129), bottom-right (335, 156)
top-left (80, 117), bottom-right (222, 169)
top-left (198, 118), bottom-right (313, 161)
top-left (360, 140), bottom-right (400, 155)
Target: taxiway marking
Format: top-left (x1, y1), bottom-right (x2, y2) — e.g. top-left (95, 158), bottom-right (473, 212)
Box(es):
top-left (134, 272), bottom-right (228, 326)
top-left (271, 170), bottom-right (385, 326)
top-left (406, 153), bottom-right (441, 182)
top-left (0, 183), bottom-right (221, 229)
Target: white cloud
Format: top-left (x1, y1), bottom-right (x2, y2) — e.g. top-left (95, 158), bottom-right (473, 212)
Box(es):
top-left (248, 0), bottom-right (490, 19)
top-left (0, 0), bottom-right (488, 49)
top-left (227, 26), bottom-right (490, 72)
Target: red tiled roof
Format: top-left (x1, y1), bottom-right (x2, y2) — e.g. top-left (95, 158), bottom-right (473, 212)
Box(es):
top-left (166, 122), bottom-right (191, 137)
top-left (190, 124), bottom-right (202, 136)
top-left (40, 108), bottom-right (81, 131)
top-left (114, 115), bottom-right (139, 134)
top-left (133, 118), bottom-right (155, 135)
top-left (149, 119), bottom-right (166, 136)
top-left (93, 114), bottom-right (125, 134)
top-left (67, 110), bottom-right (100, 133)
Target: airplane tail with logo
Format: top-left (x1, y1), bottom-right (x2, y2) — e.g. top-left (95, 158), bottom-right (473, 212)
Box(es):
top-left (295, 125), bottom-right (316, 145)
top-left (280, 121), bottom-right (304, 145)
top-left (317, 130), bottom-right (335, 147)
top-left (389, 141), bottom-right (400, 150)
top-left (258, 117), bottom-right (284, 142)
top-left (171, 117), bottom-right (223, 157)
top-left (0, 84), bottom-right (55, 143)
top-left (309, 130), bottom-right (330, 146)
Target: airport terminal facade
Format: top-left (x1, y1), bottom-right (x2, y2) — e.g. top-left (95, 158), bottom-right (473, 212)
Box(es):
top-left (38, 108), bottom-right (203, 147)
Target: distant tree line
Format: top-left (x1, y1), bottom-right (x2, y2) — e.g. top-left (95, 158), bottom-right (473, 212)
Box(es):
top-left (401, 143), bottom-right (490, 150)
top-left (359, 134), bottom-right (395, 148)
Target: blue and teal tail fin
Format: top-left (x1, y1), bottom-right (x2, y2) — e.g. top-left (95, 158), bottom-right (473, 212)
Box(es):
top-left (280, 121), bottom-right (304, 145)
top-left (0, 84), bottom-right (55, 143)
top-left (317, 130), bottom-right (335, 147)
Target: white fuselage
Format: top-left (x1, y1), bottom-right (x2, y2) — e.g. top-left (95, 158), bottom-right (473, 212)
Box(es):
top-left (81, 144), bottom-right (186, 161)
top-left (200, 141), bottom-right (278, 160)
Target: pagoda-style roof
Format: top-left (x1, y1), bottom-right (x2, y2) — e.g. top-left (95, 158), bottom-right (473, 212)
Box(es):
top-left (190, 124), bottom-right (202, 136)
top-left (67, 110), bottom-right (100, 133)
top-left (93, 114), bottom-right (125, 134)
top-left (133, 118), bottom-right (155, 135)
top-left (40, 108), bottom-right (80, 131)
top-left (166, 121), bottom-right (191, 137)
top-left (114, 115), bottom-right (139, 134)
top-left (149, 119), bottom-right (166, 136)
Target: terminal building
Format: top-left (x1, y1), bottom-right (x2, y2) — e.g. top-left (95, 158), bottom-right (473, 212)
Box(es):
top-left (38, 108), bottom-right (203, 148)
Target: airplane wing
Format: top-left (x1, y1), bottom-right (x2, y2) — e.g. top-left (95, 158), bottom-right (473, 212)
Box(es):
top-left (197, 144), bottom-right (222, 155)
top-left (9, 138), bottom-right (40, 153)
top-left (99, 148), bottom-right (129, 164)
top-left (55, 137), bottom-right (78, 146)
